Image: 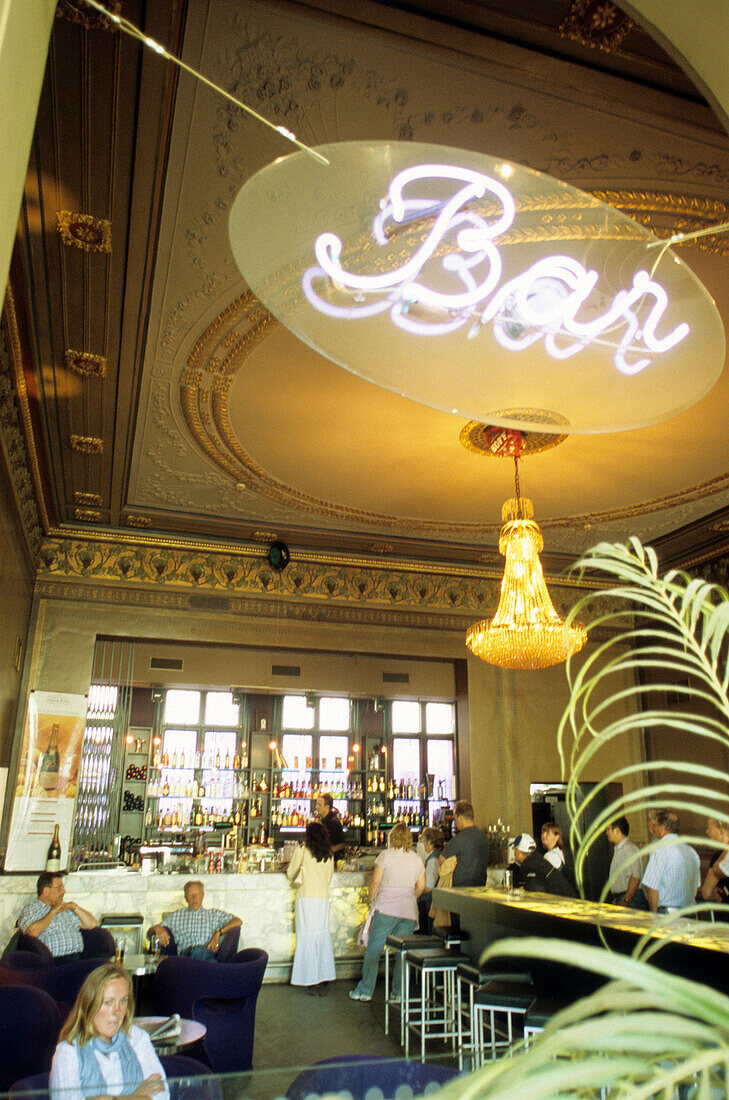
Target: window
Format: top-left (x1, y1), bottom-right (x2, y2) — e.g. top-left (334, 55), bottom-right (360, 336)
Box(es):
top-left (392, 700), bottom-right (421, 733)
top-left (393, 738), bottom-right (421, 803)
top-left (204, 691), bottom-right (239, 726)
top-left (319, 697), bottom-right (350, 731)
top-left (427, 739), bottom-right (455, 821)
top-left (164, 690), bottom-right (200, 725)
top-left (425, 702), bottom-right (455, 735)
top-left (282, 695), bottom-right (315, 730)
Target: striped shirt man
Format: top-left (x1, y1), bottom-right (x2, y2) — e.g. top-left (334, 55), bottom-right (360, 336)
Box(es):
top-left (642, 834), bottom-right (700, 912)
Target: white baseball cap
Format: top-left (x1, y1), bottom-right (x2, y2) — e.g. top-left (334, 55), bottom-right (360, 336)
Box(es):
top-left (514, 833), bottom-right (537, 853)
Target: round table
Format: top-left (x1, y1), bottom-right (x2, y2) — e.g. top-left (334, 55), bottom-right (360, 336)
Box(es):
top-left (134, 1016), bottom-right (207, 1055)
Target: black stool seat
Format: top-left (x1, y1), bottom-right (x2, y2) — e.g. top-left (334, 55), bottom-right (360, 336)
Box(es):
top-left (524, 996), bottom-right (571, 1029)
top-left (458, 962), bottom-right (533, 986)
top-left (434, 926), bottom-right (470, 943)
top-left (407, 948), bottom-right (470, 971)
top-left (481, 964), bottom-right (533, 985)
top-left (456, 962), bottom-right (482, 984)
top-left (386, 933), bottom-right (441, 950)
top-left (474, 980), bottom-right (535, 1011)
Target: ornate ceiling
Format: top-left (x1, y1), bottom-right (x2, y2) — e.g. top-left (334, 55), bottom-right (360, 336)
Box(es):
top-left (9, 0), bottom-right (729, 577)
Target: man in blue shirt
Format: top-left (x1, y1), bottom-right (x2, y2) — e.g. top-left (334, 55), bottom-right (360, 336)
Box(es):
top-left (641, 811), bottom-right (700, 913)
top-left (19, 872), bottom-right (98, 962)
top-left (150, 880), bottom-right (241, 960)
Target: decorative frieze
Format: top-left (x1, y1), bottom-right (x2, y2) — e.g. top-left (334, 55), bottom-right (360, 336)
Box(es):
top-left (35, 534), bottom-right (615, 641)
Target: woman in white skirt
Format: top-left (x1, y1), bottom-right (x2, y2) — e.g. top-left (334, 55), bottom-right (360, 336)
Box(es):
top-left (287, 821), bottom-right (336, 995)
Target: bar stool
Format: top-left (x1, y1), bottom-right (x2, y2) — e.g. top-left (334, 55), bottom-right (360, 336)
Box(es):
top-left (383, 932), bottom-right (441, 1044)
top-left (471, 979), bottom-right (535, 1066)
top-left (433, 925), bottom-right (470, 951)
top-left (403, 946), bottom-right (470, 1062)
top-left (456, 963), bottom-right (533, 1070)
top-left (523, 996), bottom-right (571, 1048)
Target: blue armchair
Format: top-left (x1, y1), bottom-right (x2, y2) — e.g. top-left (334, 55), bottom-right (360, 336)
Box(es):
top-left (285, 1055), bottom-right (460, 1100)
top-left (153, 948), bottom-right (268, 1073)
top-left (16, 925), bottom-right (114, 962)
top-left (151, 925), bottom-right (241, 962)
top-left (0, 985), bottom-right (61, 1091)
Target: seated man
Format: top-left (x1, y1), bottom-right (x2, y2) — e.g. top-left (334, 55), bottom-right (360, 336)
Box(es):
top-left (511, 833), bottom-right (576, 897)
top-left (150, 880), bottom-right (241, 960)
top-left (19, 871), bottom-right (98, 963)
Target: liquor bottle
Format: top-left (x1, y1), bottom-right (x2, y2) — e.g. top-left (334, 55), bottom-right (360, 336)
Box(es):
top-left (379, 775), bottom-right (385, 793)
top-left (215, 749), bottom-right (221, 768)
top-left (225, 751), bottom-right (230, 769)
top-left (259, 775), bottom-right (268, 792)
top-left (162, 779), bottom-right (170, 797)
top-left (233, 751), bottom-right (241, 770)
top-left (180, 751), bottom-right (185, 769)
top-left (259, 822), bottom-right (267, 844)
top-left (39, 725), bottom-right (60, 791)
top-left (46, 825), bottom-right (62, 871)
top-left (162, 751), bottom-right (169, 767)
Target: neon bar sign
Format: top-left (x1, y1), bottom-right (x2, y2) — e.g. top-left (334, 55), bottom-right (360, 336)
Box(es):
top-left (302, 165), bottom-right (689, 376)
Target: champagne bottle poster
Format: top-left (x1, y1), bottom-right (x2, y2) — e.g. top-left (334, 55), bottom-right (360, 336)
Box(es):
top-left (5, 691), bottom-right (87, 871)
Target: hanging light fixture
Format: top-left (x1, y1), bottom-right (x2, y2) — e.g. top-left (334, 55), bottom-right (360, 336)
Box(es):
top-left (466, 450), bottom-right (587, 670)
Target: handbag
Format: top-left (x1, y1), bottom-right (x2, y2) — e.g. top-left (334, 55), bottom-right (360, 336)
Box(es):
top-left (357, 907), bottom-right (375, 946)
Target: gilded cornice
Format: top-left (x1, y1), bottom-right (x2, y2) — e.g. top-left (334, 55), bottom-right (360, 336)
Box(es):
top-left (35, 535), bottom-right (616, 630)
top-left (39, 527), bottom-right (602, 587)
top-left (0, 292), bottom-right (45, 559)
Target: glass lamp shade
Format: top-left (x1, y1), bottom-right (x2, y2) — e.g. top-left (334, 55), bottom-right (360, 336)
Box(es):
top-left (229, 141), bottom-right (724, 435)
top-left (465, 498), bottom-right (587, 670)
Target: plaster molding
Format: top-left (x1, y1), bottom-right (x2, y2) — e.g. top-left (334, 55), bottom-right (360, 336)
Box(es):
top-left (0, 297), bottom-right (44, 560)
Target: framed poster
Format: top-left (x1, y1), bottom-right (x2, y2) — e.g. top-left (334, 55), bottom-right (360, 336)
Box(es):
top-left (5, 691), bottom-right (87, 871)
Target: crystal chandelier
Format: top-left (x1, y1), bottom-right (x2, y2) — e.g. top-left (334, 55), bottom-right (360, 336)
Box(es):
top-left (466, 460), bottom-right (587, 670)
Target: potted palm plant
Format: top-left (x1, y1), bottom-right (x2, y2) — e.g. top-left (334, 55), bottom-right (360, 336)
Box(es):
top-left (444, 539), bottom-right (729, 1099)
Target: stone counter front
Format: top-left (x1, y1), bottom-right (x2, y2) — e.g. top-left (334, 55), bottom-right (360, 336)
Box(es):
top-left (0, 870), bottom-right (371, 982)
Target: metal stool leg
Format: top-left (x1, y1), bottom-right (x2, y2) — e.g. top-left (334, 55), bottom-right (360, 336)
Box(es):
top-left (384, 941), bottom-right (391, 1036)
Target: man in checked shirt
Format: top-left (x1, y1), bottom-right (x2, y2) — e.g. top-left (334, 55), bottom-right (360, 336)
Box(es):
top-left (19, 872), bottom-right (98, 963)
top-left (150, 881), bottom-right (241, 960)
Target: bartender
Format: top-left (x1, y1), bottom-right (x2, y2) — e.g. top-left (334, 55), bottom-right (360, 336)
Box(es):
top-left (316, 793), bottom-right (345, 855)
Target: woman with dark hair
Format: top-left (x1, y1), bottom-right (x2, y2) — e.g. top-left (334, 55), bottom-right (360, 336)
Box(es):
top-left (541, 820), bottom-right (567, 869)
top-left (287, 820), bottom-right (336, 995)
top-left (50, 962), bottom-right (168, 1100)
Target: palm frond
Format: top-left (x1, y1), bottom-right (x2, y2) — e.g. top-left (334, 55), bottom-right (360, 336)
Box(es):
top-left (446, 540), bottom-right (729, 1099)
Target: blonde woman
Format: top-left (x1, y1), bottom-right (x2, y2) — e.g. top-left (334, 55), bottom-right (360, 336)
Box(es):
top-left (50, 962), bottom-right (168, 1100)
top-left (350, 821), bottom-right (425, 1003)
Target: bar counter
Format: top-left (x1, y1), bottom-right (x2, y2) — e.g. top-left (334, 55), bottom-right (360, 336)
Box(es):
top-left (0, 870), bottom-right (371, 982)
top-left (433, 884), bottom-right (729, 993)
